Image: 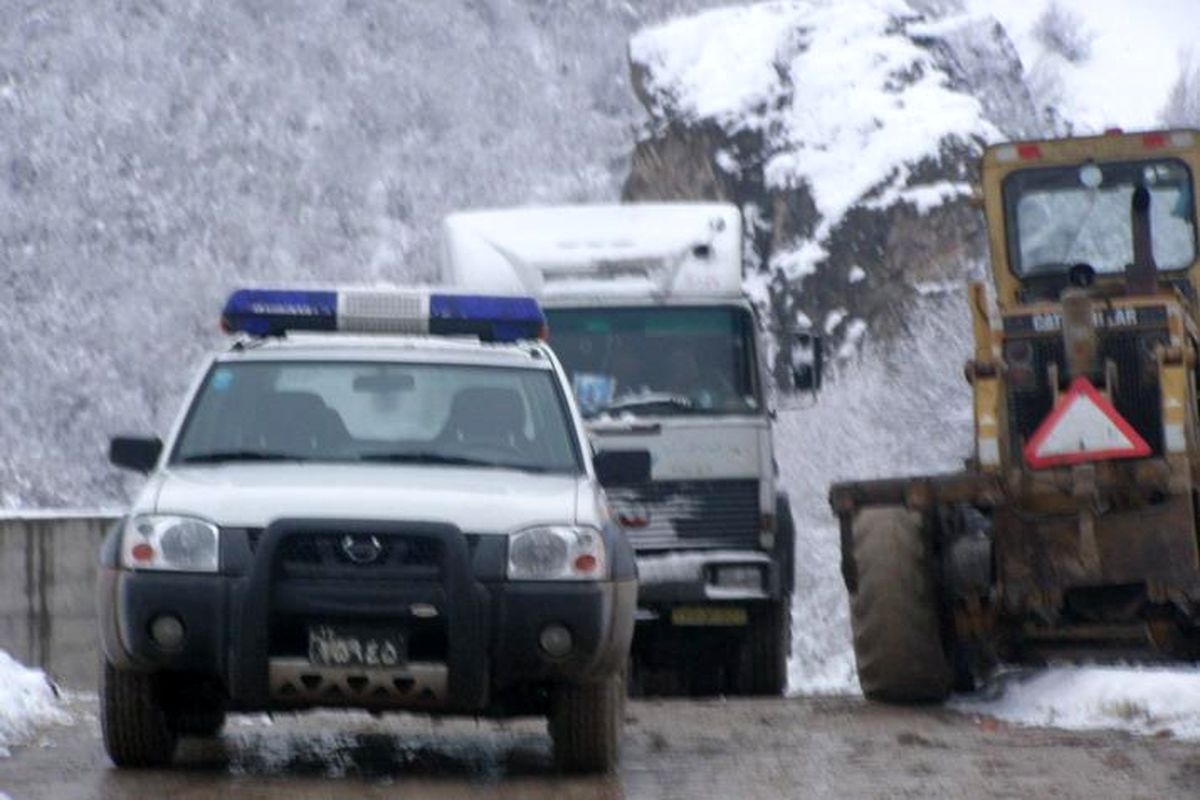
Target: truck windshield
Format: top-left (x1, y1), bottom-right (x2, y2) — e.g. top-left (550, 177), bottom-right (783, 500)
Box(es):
top-left (545, 307), bottom-right (760, 418)
top-left (171, 361), bottom-right (582, 473)
top-left (1004, 157), bottom-right (1197, 277)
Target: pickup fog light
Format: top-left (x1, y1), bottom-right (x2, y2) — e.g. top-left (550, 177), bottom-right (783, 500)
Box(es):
top-left (149, 614), bottom-right (185, 650)
top-left (122, 515), bottom-right (220, 572)
top-left (508, 525), bottom-right (606, 580)
top-left (539, 623), bottom-right (573, 658)
top-left (713, 565), bottom-right (763, 590)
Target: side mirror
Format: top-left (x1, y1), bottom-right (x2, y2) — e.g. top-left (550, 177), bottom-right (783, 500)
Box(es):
top-left (593, 449), bottom-right (651, 487)
top-left (109, 436), bottom-right (163, 473)
top-left (785, 331), bottom-right (823, 393)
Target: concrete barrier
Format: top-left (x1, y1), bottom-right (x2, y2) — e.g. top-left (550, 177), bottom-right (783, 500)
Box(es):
top-left (0, 512), bottom-right (119, 689)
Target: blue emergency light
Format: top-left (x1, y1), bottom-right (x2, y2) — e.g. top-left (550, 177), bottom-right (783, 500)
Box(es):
top-left (220, 287), bottom-right (546, 342)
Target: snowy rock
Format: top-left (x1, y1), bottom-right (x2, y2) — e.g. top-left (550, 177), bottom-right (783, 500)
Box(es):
top-left (624, 0), bottom-right (1037, 355)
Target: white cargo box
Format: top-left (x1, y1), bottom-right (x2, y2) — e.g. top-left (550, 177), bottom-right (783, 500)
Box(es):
top-left (441, 203), bottom-right (743, 302)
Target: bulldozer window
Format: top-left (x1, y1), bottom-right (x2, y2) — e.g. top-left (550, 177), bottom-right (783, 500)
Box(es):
top-left (1003, 158), bottom-right (1197, 278)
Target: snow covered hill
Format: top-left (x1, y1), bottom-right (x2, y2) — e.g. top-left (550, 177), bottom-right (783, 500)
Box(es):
top-left (0, 0), bottom-right (734, 507)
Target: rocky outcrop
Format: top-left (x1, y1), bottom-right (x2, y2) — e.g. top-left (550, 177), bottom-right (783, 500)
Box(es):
top-left (623, 1), bottom-right (1042, 358)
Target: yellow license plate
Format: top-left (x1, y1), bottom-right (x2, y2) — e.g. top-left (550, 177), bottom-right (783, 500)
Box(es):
top-left (670, 606), bottom-right (748, 627)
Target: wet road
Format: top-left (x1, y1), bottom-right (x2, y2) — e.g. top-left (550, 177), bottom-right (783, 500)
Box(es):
top-left (1, 694), bottom-right (1197, 799)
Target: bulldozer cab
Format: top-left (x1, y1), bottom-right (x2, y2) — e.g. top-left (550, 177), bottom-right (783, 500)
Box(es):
top-left (968, 129), bottom-right (1200, 477)
top-left (981, 129), bottom-right (1200, 308)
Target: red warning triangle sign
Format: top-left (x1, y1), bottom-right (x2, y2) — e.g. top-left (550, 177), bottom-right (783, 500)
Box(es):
top-left (1024, 377), bottom-right (1151, 468)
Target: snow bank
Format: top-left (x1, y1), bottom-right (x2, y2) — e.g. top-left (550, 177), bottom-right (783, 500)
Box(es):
top-left (953, 666), bottom-right (1200, 739)
top-left (0, 650), bottom-right (69, 757)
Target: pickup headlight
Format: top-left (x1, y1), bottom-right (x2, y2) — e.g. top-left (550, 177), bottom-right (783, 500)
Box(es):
top-left (121, 514), bottom-right (220, 572)
top-left (508, 525), bottom-right (606, 580)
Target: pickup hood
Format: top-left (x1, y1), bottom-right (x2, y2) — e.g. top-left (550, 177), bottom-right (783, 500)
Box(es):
top-left (144, 463), bottom-right (584, 533)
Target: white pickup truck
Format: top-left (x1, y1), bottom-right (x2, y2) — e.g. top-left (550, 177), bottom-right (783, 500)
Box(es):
top-left (442, 203), bottom-right (820, 694)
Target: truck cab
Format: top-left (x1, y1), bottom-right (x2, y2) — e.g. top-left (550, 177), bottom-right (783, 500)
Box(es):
top-left (443, 203), bottom-right (817, 694)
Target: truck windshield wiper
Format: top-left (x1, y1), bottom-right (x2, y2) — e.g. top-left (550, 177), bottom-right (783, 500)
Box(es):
top-left (599, 394), bottom-right (695, 414)
top-left (179, 450), bottom-right (308, 464)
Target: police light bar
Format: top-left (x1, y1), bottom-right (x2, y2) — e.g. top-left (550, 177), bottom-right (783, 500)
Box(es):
top-left (220, 287), bottom-right (546, 342)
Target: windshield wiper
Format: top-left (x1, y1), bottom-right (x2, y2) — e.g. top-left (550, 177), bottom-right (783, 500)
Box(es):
top-left (359, 452), bottom-right (562, 474)
top-left (598, 393), bottom-right (695, 415)
top-left (179, 450), bottom-right (308, 464)
top-left (358, 452), bottom-right (501, 468)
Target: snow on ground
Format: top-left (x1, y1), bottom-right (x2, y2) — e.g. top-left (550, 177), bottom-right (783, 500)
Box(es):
top-left (953, 666), bottom-right (1200, 739)
top-left (0, 650), bottom-right (69, 757)
top-left (964, 0), bottom-right (1199, 132)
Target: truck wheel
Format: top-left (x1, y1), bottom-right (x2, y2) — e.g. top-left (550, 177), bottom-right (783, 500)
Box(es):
top-left (735, 600), bottom-right (790, 695)
top-left (848, 506), bottom-right (952, 703)
top-left (100, 660), bottom-right (179, 767)
top-left (550, 674), bottom-right (623, 773)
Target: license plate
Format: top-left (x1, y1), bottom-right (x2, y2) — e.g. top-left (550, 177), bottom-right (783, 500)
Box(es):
top-left (307, 624), bottom-right (406, 667)
top-left (670, 606), bottom-right (748, 627)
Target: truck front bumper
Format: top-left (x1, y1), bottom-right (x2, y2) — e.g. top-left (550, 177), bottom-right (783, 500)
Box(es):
top-left (634, 549), bottom-right (781, 609)
top-left (98, 519), bottom-right (636, 715)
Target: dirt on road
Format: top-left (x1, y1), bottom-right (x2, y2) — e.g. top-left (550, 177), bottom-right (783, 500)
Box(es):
top-left (1, 694), bottom-right (1197, 799)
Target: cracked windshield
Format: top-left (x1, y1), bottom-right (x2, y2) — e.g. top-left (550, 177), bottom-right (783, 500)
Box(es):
top-left (1007, 157), bottom-right (1197, 276)
top-left (546, 307), bottom-right (760, 417)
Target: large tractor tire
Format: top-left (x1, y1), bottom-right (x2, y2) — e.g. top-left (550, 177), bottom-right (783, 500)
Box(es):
top-left (550, 674), bottom-right (624, 773)
top-left (100, 660), bottom-right (179, 767)
top-left (848, 506), bottom-right (953, 703)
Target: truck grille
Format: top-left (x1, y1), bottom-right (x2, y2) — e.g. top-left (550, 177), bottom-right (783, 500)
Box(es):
top-left (1007, 330), bottom-right (1163, 461)
top-left (606, 479), bottom-right (761, 550)
top-left (274, 532), bottom-right (442, 580)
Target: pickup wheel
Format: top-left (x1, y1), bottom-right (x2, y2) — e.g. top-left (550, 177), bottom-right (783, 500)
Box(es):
top-left (100, 660), bottom-right (179, 767)
top-left (174, 708), bottom-right (226, 738)
top-left (848, 506), bottom-right (952, 703)
top-left (549, 673), bottom-right (624, 773)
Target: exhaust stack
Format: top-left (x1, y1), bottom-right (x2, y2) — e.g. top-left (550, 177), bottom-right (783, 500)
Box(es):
top-left (1127, 185), bottom-right (1158, 295)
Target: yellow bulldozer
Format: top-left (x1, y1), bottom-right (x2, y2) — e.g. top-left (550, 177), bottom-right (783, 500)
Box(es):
top-left (830, 128), bottom-right (1200, 701)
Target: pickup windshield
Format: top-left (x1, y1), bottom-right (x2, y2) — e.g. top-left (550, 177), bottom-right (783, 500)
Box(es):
top-left (1004, 157), bottom-right (1197, 277)
top-left (545, 307), bottom-right (760, 418)
top-left (171, 361), bottom-right (582, 473)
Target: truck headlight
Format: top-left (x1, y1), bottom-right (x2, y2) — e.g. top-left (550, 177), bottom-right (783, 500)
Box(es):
top-left (121, 515), bottom-right (220, 572)
top-left (508, 525), bottom-right (606, 580)
top-left (712, 564), bottom-right (764, 590)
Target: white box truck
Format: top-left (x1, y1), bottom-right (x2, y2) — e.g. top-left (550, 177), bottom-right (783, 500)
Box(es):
top-left (441, 203), bottom-right (820, 695)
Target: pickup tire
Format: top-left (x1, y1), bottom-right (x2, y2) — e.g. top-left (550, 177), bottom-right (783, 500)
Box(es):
top-left (550, 674), bottom-right (623, 773)
top-left (848, 506), bottom-right (952, 703)
top-left (100, 660), bottom-right (179, 767)
top-left (174, 708), bottom-right (226, 738)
